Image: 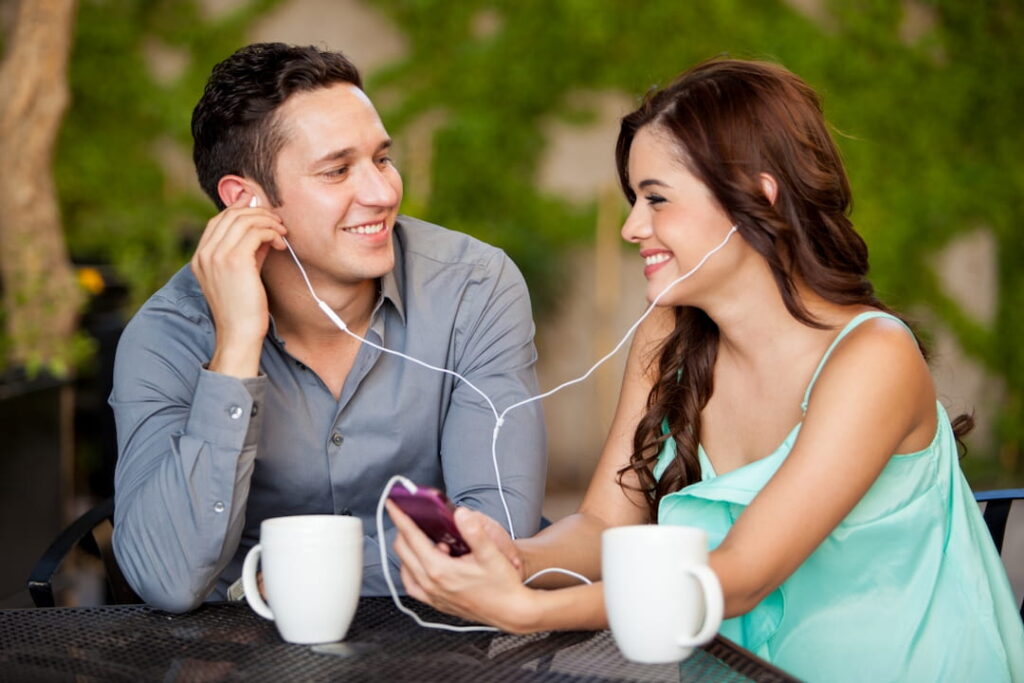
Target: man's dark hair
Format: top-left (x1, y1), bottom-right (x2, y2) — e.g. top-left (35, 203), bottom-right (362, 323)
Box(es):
top-left (192, 43), bottom-right (363, 209)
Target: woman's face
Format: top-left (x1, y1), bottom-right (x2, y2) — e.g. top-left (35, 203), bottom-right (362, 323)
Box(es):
top-left (620, 126), bottom-right (738, 306)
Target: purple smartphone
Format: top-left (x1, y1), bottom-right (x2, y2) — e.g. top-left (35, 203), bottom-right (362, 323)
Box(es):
top-left (388, 483), bottom-right (471, 557)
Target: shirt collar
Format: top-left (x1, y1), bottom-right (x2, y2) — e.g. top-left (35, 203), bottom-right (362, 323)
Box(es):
top-left (378, 218), bottom-right (407, 325)
top-left (266, 218), bottom-right (408, 348)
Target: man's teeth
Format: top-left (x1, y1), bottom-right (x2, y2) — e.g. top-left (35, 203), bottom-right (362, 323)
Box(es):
top-left (645, 253), bottom-right (672, 266)
top-left (345, 222), bottom-right (384, 235)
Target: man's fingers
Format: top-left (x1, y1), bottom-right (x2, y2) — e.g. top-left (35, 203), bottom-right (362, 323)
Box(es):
top-left (198, 218), bottom-right (285, 279)
top-left (194, 192), bottom-right (249, 253)
top-left (196, 197), bottom-right (284, 263)
top-left (204, 209), bottom-right (283, 262)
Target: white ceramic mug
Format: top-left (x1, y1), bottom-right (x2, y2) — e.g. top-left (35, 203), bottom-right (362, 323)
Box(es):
top-left (602, 525), bottom-right (723, 663)
top-left (242, 514), bottom-right (363, 644)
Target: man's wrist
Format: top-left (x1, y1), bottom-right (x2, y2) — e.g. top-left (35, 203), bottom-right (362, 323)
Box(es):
top-left (209, 340), bottom-right (263, 378)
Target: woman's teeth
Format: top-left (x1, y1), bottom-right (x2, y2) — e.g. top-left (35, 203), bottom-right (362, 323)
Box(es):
top-left (644, 253), bottom-right (671, 266)
top-left (345, 222), bottom-right (384, 235)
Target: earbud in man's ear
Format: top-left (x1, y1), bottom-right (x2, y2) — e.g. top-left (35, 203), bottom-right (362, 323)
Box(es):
top-left (249, 195), bottom-right (260, 208)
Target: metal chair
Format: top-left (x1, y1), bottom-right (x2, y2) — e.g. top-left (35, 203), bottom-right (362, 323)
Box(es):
top-left (974, 488), bottom-right (1024, 620)
top-left (27, 497), bottom-right (141, 607)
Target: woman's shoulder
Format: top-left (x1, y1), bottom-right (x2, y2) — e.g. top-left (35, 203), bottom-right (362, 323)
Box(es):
top-left (828, 311), bottom-right (924, 368)
top-left (806, 309), bottom-right (935, 420)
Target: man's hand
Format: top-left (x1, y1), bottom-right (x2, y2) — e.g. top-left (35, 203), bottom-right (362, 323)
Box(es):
top-left (190, 194), bottom-right (287, 378)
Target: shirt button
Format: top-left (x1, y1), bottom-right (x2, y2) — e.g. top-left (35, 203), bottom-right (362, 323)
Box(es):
top-left (330, 432), bottom-right (343, 446)
top-left (228, 405), bottom-right (243, 420)
top-left (250, 402), bottom-right (259, 417)
top-left (213, 501), bottom-right (225, 513)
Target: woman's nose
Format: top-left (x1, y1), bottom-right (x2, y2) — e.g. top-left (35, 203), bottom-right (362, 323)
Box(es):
top-left (620, 205), bottom-right (650, 243)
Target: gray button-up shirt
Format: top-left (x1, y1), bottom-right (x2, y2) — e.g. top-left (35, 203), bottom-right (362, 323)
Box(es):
top-left (110, 216), bottom-right (547, 612)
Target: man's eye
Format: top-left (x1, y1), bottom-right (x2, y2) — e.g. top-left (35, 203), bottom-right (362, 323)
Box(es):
top-left (324, 167), bottom-right (349, 178)
top-left (376, 156), bottom-right (393, 167)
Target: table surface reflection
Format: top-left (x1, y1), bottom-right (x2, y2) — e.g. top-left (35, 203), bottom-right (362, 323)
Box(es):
top-left (0, 596), bottom-right (797, 682)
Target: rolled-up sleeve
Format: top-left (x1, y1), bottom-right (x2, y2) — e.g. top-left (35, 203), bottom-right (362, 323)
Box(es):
top-left (442, 250), bottom-right (547, 538)
top-left (110, 298), bottom-right (265, 613)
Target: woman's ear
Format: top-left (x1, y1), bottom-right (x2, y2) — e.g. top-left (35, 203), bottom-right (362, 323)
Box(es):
top-left (217, 175), bottom-right (258, 207)
top-left (759, 172), bottom-right (778, 206)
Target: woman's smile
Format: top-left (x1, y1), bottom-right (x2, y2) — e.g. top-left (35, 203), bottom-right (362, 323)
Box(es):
top-left (640, 248), bottom-right (674, 278)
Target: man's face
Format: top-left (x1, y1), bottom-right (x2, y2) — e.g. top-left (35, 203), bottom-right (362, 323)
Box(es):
top-left (270, 83), bottom-right (403, 286)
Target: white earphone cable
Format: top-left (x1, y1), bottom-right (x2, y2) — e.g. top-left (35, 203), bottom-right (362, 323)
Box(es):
top-left (278, 221), bottom-right (739, 632)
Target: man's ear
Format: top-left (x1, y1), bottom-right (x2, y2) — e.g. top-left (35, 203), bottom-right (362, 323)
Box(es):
top-left (217, 175), bottom-right (259, 207)
top-left (759, 172), bottom-right (778, 206)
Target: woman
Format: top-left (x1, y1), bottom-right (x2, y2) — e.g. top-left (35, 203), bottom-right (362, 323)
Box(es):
top-left (388, 58), bottom-right (1024, 681)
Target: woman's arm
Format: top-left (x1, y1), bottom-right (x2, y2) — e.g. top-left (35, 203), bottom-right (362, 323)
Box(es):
top-left (709, 317), bottom-right (938, 617)
top-left (514, 307), bottom-right (674, 587)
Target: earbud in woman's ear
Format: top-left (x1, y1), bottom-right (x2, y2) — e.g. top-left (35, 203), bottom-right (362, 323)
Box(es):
top-left (249, 195), bottom-right (260, 208)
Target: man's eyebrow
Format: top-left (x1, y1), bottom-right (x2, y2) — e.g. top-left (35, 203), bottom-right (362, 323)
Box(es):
top-left (314, 147), bottom-right (354, 165)
top-left (637, 179), bottom-right (670, 190)
top-left (313, 139), bottom-right (392, 165)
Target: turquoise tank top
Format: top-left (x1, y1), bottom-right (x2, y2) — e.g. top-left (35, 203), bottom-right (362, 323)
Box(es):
top-left (653, 312), bottom-right (1024, 682)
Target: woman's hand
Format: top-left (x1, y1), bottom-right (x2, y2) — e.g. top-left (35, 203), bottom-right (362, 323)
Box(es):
top-left (387, 502), bottom-right (539, 634)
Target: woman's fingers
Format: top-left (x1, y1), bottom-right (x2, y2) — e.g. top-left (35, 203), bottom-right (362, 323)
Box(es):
top-left (399, 564), bottom-right (433, 606)
top-left (388, 500), bottom-right (451, 591)
top-left (471, 510), bottom-right (524, 573)
top-left (393, 527), bottom-right (432, 590)
top-left (386, 500), bottom-right (430, 548)
top-left (454, 508), bottom-right (508, 569)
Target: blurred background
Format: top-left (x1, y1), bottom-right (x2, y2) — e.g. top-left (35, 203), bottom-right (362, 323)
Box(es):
top-left (2, 0), bottom-right (1022, 606)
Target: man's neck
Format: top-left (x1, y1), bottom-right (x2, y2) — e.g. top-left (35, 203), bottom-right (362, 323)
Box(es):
top-left (265, 268), bottom-right (379, 347)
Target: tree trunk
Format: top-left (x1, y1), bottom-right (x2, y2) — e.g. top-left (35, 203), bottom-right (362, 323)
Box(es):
top-left (0, 0), bottom-right (81, 374)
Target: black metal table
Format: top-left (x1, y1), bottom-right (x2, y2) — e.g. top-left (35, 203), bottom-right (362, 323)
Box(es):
top-left (0, 597), bottom-right (798, 682)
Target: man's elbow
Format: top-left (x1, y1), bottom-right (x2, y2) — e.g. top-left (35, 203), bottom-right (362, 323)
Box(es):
top-left (113, 534), bottom-right (208, 613)
top-left (142, 588), bottom-right (204, 614)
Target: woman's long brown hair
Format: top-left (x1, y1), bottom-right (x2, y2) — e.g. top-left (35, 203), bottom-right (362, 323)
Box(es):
top-left (615, 58), bottom-right (973, 520)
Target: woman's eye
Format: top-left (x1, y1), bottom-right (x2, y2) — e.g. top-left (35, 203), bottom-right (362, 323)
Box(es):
top-left (645, 194), bottom-right (667, 206)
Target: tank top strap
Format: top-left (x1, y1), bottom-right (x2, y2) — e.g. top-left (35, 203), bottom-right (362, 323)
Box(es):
top-left (799, 311), bottom-right (914, 413)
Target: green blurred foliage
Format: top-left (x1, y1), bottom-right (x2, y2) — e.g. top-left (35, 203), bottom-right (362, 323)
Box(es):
top-left (51, 0), bottom-right (1022, 483)
top-left (56, 0), bottom-right (281, 307)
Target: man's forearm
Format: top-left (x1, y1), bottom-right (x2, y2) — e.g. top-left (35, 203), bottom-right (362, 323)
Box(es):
top-left (112, 369), bottom-right (265, 612)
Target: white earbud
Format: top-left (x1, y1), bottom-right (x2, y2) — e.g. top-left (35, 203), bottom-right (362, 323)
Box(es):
top-left (249, 195), bottom-right (260, 208)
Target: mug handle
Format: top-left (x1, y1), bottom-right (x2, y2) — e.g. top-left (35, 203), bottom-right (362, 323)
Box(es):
top-left (242, 543), bottom-right (274, 620)
top-left (676, 564), bottom-right (724, 647)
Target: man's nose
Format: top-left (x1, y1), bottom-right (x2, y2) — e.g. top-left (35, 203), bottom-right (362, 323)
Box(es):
top-left (356, 163), bottom-right (399, 207)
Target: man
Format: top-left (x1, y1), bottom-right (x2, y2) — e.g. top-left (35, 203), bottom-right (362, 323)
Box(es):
top-left (110, 43), bottom-right (546, 613)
